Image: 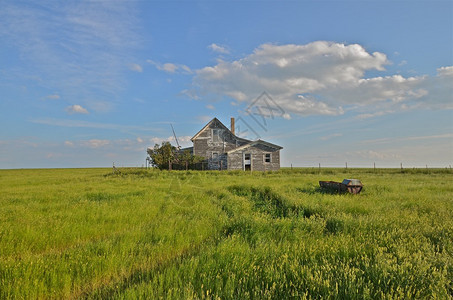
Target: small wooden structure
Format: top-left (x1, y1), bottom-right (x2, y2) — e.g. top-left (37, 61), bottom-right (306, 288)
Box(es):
top-left (319, 179), bottom-right (363, 194)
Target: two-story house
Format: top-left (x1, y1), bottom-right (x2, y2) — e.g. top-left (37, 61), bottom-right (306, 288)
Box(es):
top-left (188, 117), bottom-right (282, 171)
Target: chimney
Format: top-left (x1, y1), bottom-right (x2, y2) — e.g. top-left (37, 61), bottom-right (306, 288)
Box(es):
top-left (230, 117), bottom-right (235, 135)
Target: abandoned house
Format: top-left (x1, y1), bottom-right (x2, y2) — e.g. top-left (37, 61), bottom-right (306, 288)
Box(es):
top-left (184, 117), bottom-right (282, 171)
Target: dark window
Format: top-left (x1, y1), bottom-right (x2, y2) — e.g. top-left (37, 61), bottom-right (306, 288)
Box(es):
top-left (264, 153), bottom-right (271, 163)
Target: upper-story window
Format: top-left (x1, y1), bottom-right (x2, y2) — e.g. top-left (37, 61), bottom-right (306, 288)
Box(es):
top-left (212, 129), bottom-right (221, 142)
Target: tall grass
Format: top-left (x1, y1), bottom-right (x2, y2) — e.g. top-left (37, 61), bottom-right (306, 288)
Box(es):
top-left (0, 168), bottom-right (452, 298)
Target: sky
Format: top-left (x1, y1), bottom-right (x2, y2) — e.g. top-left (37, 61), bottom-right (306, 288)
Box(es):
top-left (0, 0), bottom-right (452, 169)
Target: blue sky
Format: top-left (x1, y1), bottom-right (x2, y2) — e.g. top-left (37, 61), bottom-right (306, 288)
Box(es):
top-left (0, 0), bottom-right (452, 168)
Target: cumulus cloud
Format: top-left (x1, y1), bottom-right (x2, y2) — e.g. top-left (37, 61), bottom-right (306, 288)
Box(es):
top-left (65, 104), bottom-right (89, 114)
top-left (192, 41), bottom-right (452, 117)
top-left (208, 43), bottom-right (230, 54)
top-left (437, 66), bottom-right (453, 76)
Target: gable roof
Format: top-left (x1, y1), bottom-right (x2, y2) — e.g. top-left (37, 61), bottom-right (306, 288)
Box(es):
top-left (226, 139), bottom-right (283, 154)
top-left (191, 117), bottom-right (250, 144)
top-left (191, 118), bottom-right (230, 141)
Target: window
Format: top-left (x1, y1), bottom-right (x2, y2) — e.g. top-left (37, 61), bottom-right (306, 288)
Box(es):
top-left (212, 152), bottom-right (219, 159)
top-left (264, 153), bottom-right (271, 163)
top-left (212, 129), bottom-right (221, 142)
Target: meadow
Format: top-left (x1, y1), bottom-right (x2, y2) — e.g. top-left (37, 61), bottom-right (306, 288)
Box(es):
top-left (0, 167), bottom-right (452, 299)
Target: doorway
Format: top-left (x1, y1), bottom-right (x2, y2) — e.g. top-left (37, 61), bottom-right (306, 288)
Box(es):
top-left (244, 153), bottom-right (251, 171)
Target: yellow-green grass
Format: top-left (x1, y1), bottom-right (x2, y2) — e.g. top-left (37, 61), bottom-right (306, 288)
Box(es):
top-left (0, 168), bottom-right (452, 299)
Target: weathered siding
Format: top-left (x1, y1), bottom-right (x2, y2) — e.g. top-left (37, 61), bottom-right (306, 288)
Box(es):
top-left (227, 143), bottom-right (280, 171)
top-left (191, 118), bottom-right (281, 171)
top-left (193, 119), bottom-right (250, 170)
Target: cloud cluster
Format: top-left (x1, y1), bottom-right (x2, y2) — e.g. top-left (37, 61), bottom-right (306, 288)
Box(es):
top-left (193, 41), bottom-right (452, 117)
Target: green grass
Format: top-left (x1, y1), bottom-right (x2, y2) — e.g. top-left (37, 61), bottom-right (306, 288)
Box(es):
top-left (0, 168), bottom-right (452, 299)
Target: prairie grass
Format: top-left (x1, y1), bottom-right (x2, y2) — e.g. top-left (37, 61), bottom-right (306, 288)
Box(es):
top-left (0, 168), bottom-right (452, 299)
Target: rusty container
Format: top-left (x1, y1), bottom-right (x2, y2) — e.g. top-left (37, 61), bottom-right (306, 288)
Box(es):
top-left (319, 179), bottom-right (363, 194)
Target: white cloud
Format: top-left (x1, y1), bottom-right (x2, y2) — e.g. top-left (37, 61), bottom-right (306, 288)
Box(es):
top-left (437, 66), bottom-right (453, 76)
top-left (192, 41), bottom-right (452, 117)
top-left (206, 104), bottom-right (215, 110)
top-left (129, 63), bottom-right (143, 72)
top-left (282, 113), bottom-right (291, 120)
top-left (136, 137), bottom-right (143, 143)
top-left (208, 43), bottom-right (230, 54)
top-left (64, 141), bottom-right (74, 147)
top-left (65, 104), bottom-right (89, 114)
top-left (161, 63), bottom-right (178, 73)
top-left (149, 135), bottom-right (192, 148)
top-left (147, 60), bottom-right (192, 74)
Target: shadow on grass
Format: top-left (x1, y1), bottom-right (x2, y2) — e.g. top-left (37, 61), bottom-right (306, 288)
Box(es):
top-left (296, 186), bottom-right (343, 195)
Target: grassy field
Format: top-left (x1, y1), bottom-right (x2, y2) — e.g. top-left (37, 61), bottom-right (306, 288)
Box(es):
top-left (0, 167), bottom-right (452, 299)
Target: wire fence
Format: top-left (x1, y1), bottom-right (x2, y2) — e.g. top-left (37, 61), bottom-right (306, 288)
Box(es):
top-left (288, 162), bottom-right (453, 170)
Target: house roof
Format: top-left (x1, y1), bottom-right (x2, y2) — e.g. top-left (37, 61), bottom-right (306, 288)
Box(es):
top-left (191, 118), bottom-right (228, 141)
top-left (226, 139), bottom-right (283, 154)
top-left (191, 117), bottom-right (249, 144)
